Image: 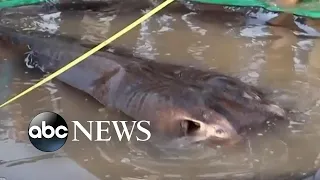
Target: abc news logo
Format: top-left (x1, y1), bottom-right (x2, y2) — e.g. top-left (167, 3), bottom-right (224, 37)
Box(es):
top-left (28, 111), bottom-right (151, 152)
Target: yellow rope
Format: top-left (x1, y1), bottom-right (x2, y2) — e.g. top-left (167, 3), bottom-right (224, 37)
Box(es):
top-left (0, 0), bottom-right (174, 108)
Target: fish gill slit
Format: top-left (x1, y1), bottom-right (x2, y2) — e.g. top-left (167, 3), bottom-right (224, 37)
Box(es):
top-left (126, 87), bottom-right (141, 110)
top-left (132, 82), bottom-right (170, 114)
top-left (136, 91), bottom-right (149, 114)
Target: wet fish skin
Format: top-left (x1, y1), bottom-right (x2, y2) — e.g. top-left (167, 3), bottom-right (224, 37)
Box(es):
top-left (0, 26), bottom-right (288, 145)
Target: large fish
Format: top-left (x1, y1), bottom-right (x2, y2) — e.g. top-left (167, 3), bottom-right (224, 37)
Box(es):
top-left (0, 26), bottom-right (287, 145)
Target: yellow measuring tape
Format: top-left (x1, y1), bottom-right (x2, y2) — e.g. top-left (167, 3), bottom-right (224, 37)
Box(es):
top-left (0, 0), bottom-right (174, 108)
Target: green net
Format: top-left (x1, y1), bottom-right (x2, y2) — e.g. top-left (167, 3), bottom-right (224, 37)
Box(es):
top-left (0, 0), bottom-right (46, 8)
top-left (190, 0), bottom-right (320, 18)
top-left (1, 0), bottom-right (320, 18)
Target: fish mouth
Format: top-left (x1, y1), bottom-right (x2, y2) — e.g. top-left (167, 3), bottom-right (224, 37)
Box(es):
top-left (170, 133), bottom-right (243, 148)
top-left (193, 133), bottom-right (243, 146)
top-left (179, 118), bottom-right (243, 146)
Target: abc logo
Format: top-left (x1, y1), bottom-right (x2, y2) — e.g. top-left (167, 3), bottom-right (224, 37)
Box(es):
top-left (28, 111), bottom-right (68, 152)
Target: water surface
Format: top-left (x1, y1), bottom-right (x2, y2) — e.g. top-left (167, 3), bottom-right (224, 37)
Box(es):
top-left (0, 2), bottom-right (320, 180)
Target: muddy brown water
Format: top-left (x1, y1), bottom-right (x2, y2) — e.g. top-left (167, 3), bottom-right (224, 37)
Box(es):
top-left (0, 2), bottom-right (320, 180)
